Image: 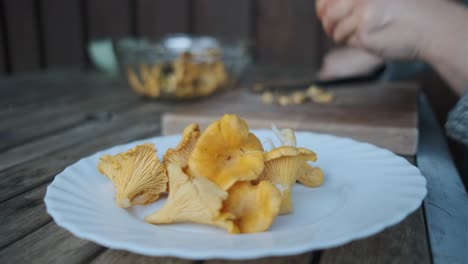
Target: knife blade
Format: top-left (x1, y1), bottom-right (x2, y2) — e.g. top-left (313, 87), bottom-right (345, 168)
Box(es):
top-left (250, 65), bottom-right (386, 93)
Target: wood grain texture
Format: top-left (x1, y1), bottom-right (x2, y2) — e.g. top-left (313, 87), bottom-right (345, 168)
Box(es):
top-left (136, 0), bottom-right (190, 39)
top-left (194, 0), bottom-right (252, 38)
top-left (162, 81), bottom-right (419, 155)
top-left (0, 121), bottom-right (156, 241)
top-left (0, 69), bottom-right (437, 263)
top-left (0, 185), bottom-right (48, 249)
top-left (418, 96), bottom-right (468, 264)
top-left (0, 102), bottom-right (136, 171)
top-left (3, 0), bottom-right (41, 72)
top-left (91, 250), bottom-right (195, 264)
top-left (0, 222), bottom-right (103, 264)
top-left (0, 70), bottom-right (132, 111)
top-left (86, 0), bottom-right (131, 39)
top-left (0, 89), bottom-right (141, 151)
top-left (319, 209), bottom-right (431, 264)
top-left (41, 0), bottom-right (85, 68)
top-left (0, 105), bottom-right (174, 251)
top-left (204, 253), bottom-right (313, 264)
top-left (0, 103), bottom-right (168, 203)
top-left (256, 0), bottom-right (321, 67)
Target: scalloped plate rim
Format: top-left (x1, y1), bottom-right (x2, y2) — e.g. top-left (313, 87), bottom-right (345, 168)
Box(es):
top-left (44, 130), bottom-right (427, 260)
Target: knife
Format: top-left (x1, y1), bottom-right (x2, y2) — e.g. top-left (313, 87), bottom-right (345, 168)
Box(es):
top-left (250, 65), bottom-right (386, 93)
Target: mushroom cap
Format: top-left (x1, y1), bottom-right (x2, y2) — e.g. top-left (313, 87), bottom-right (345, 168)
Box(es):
top-left (264, 146), bottom-right (316, 162)
top-left (297, 164), bottom-right (324, 187)
top-left (163, 123), bottom-right (200, 168)
top-left (97, 144), bottom-right (168, 208)
top-left (188, 114), bottom-right (264, 190)
top-left (260, 146), bottom-right (317, 214)
top-left (222, 181), bottom-right (281, 233)
top-left (145, 163), bottom-right (238, 234)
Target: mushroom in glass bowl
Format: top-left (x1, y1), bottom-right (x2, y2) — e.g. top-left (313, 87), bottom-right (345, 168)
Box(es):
top-left (115, 34), bottom-right (251, 100)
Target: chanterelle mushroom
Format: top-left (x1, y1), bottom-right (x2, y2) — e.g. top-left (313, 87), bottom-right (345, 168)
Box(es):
top-left (297, 163), bottom-right (324, 187)
top-left (187, 114), bottom-right (264, 190)
top-left (222, 181), bottom-right (282, 233)
top-left (271, 125), bottom-right (324, 188)
top-left (163, 123), bottom-right (200, 168)
top-left (259, 146), bottom-right (316, 215)
top-left (145, 163), bottom-right (238, 233)
top-left (97, 144), bottom-right (168, 208)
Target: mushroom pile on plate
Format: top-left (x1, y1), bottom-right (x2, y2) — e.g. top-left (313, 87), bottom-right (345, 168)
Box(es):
top-left (97, 114), bottom-right (324, 234)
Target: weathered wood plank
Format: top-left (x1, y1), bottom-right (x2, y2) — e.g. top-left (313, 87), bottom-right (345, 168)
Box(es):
top-left (0, 69), bottom-right (439, 264)
top-left (0, 103), bottom-right (169, 203)
top-left (194, 0), bottom-right (252, 38)
top-left (256, 0), bottom-right (321, 67)
top-left (0, 91), bottom-right (82, 114)
top-left (86, 0), bottom-right (131, 39)
top-left (0, 222), bottom-right (103, 264)
top-left (204, 253), bottom-right (313, 264)
top-left (3, 0), bottom-right (41, 72)
top-left (0, 71), bottom-right (128, 110)
top-left (417, 96), bottom-right (468, 264)
top-left (136, 0), bottom-right (190, 39)
top-left (0, 71), bottom-right (137, 131)
top-left (0, 90), bottom-right (139, 151)
top-left (0, 105), bottom-right (180, 263)
top-left (0, 104), bottom-right (169, 248)
top-left (162, 81), bottom-right (419, 155)
top-left (0, 87), bottom-right (128, 131)
top-left (91, 250), bottom-right (195, 264)
top-left (319, 209), bottom-right (431, 264)
top-left (0, 105), bottom-right (138, 171)
top-left (41, 0), bottom-right (85, 68)
top-left (0, 185), bottom-right (48, 249)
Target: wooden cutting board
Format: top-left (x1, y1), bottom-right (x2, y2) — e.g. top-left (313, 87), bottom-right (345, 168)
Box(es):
top-left (162, 82), bottom-right (419, 155)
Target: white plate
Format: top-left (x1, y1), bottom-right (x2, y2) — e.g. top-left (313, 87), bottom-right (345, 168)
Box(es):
top-left (44, 130), bottom-right (426, 260)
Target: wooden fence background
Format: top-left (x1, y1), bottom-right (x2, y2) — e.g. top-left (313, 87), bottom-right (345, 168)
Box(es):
top-left (0, 0), bottom-right (333, 75)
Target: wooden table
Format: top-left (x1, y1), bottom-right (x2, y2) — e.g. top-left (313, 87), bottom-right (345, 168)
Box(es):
top-left (0, 69), bottom-right (466, 264)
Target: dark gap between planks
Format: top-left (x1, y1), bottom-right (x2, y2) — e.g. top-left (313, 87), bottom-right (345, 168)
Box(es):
top-left (0, 95), bottom-right (136, 152)
top-left (0, 126), bottom-right (162, 251)
top-left (0, 114), bottom-right (163, 203)
top-left (0, 100), bottom-right (141, 173)
top-left (309, 251), bottom-right (322, 264)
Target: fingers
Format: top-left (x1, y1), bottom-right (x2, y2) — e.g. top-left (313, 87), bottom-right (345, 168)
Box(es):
top-left (319, 0), bottom-right (355, 37)
top-left (332, 9), bottom-right (360, 44)
top-left (316, 0), bottom-right (328, 19)
top-left (347, 35), bottom-right (361, 48)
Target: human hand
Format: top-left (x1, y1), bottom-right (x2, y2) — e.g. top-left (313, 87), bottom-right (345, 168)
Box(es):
top-left (318, 47), bottom-right (384, 81)
top-left (316, 0), bottom-right (449, 60)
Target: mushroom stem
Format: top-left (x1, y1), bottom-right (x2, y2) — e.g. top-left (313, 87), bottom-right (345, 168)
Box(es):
top-left (279, 188), bottom-right (293, 215)
top-left (117, 197), bottom-right (131, 208)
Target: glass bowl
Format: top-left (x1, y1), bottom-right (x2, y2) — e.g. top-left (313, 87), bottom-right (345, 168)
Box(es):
top-left (115, 35), bottom-right (251, 100)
